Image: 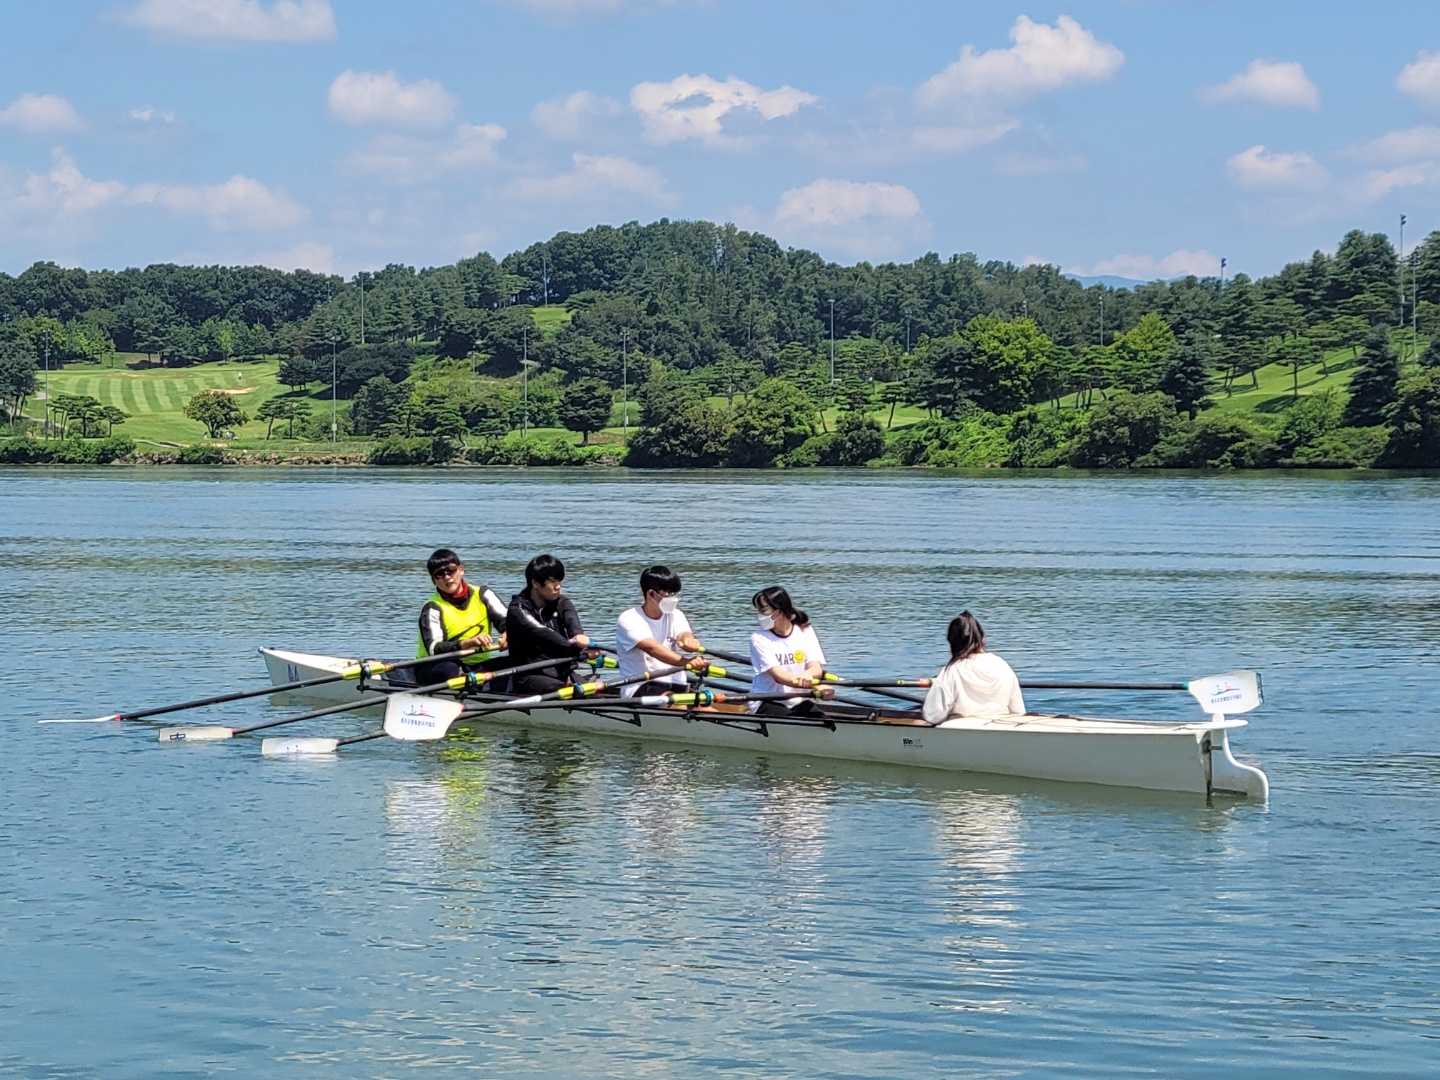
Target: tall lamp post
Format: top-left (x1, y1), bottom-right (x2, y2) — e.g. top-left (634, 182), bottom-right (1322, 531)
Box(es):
top-left (828, 298), bottom-right (836, 384)
top-left (620, 328), bottom-right (629, 442)
top-left (330, 335), bottom-right (340, 442)
top-left (904, 308), bottom-right (912, 354)
top-left (1400, 214), bottom-right (1407, 348)
top-left (42, 332), bottom-right (51, 438)
top-left (521, 324), bottom-right (533, 439)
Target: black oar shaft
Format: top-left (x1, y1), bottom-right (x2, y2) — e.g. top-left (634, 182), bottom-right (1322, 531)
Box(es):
top-left (233, 696), bottom-right (391, 734)
top-left (1020, 680), bottom-right (1187, 691)
top-left (338, 729), bottom-right (387, 746)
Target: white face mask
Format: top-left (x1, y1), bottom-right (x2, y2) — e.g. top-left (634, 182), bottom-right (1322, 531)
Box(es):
top-left (756, 612), bottom-right (775, 631)
top-left (658, 595), bottom-right (680, 615)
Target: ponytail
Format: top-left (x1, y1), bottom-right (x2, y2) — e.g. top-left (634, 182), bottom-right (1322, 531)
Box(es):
top-left (752, 585), bottom-right (809, 627)
top-left (945, 611), bottom-right (985, 664)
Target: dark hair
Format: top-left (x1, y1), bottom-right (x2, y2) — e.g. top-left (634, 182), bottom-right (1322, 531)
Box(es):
top-left (426, 548), bottom-right (461, 576)
top-left (945, 611), bottom-right (986, 664)
top-left (640, 565), bottom-right (681, 595)
top-left (752, 585), bottom-right (809, 627)
top-left (525, 553), bottom-right (565, 585)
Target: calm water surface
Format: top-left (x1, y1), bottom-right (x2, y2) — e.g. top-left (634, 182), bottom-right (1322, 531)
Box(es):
top-left (2, 468), bottom-right (1438, 1078)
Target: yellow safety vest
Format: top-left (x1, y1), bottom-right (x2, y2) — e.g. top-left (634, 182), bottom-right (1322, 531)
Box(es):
top-left (417, 588), bottom-right (495, 665)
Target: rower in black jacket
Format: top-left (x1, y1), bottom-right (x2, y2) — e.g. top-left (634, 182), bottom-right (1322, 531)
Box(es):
top-left (505, 553), bottom-right (592, 695)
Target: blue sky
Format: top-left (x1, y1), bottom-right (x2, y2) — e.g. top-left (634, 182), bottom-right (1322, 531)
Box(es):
top-left (2, 0), bottom-right (1439, 280)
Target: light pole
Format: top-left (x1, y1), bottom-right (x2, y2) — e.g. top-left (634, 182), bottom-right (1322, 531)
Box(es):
top-left (358, 274), bottom-right (365, 346)
top-left (521, 325), bottom-right (532, 439)
top-left (330, 335), bottom-right (340, 442)
top-left (1400, 214), bottom-right (1407, 355)
top-left (828, 298), bottom-right (835, 384)
top-left (1219, 256), bottom-right (1227, 290)
top-left (904, 308), bottom-right (912, 354)
top-left (42, 332), bottom-right (51, 438)
top-left (620, 328), bottom-right (629, 442)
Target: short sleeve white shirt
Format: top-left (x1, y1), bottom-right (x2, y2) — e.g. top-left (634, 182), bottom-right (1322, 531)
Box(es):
top-left (748, 624), bottom-right (826, 710)
top-left (616, 605), bottom-right (693, 697)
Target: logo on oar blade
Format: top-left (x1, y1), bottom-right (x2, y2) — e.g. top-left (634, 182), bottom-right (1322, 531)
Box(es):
top-left (383, 693), bottom-right (465, 741)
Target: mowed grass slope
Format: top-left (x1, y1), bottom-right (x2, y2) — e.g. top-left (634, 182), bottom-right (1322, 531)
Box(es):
top-left (34, 357), bottom-right (294, 443)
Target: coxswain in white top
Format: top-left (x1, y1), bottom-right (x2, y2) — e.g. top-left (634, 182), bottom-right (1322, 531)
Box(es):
top-left (615, 565), bottom-right (709, 697)
top-left (747, 586), bottom-right (836, 716)
top-left (921, 611), bottom-right (1026, 725)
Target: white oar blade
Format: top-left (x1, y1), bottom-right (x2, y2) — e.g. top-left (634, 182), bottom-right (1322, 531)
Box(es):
top-left (261, 736), bottom-right (339, 757)
top-left (157, 726), bottom-right (234, 743)
top-left (1187, 670), bottom-right (1262, 715)
top-left (383, 694), bottom-right (465, 742)
top-left (39, 714), bottom-right (121, 725)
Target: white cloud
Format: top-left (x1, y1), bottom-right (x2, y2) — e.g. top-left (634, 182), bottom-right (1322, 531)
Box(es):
top-left (127, 175), bottom-right (306, 229)
top-left (1226, 144), bottom-right (1329, 191)
top-left (916, 15), bottom-right (1122, 108)
top-left (118, 0), bottom-right (336, 42)
top-left (743, 178), bottom-right (929, 261)
top-left (347, 123), bottom-right (508, 182)
top-left (254, 240), bottom-right (336, 272)
top-left (327, 70), bottom-right (458, 130)
top-left (511, 153), bottom-right (673, 204)
top-left (1070, 249), bottom-right (1222, 281)
top-left (910, 123), bottom-right (1019, 154)
top-left (1345, 125), bottom-right (1440, 164)
top-left (531, 91), bottom-right (624, 140)
top-left (128, 106), bottom-right (180, 124)
top-left (9, 151), bottom-right (126, 216)
top-left (0, 93), bottom-right (85, 134)
top-left (1356, 165), bottom-right (1433, 202)
top-left (630, 73), bottom-right (817, 146)
top-left (774, 178), bottom-right (922, 228)
top-left (1197, 59), bottom-right (1319, 111)
top-left (1397, 50), bottom-right (1440, 105)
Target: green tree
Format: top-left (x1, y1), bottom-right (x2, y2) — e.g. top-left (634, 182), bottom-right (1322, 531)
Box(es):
top-left (1343, 326), bottom-right (1400, 427)
top-left (0, 342), bottom-right (37, 425)
top-left (283, 400), bottom-right (312, 439)
top-left (726, 378), bottom-right (816, 466)
top-left (1158, 330), bottom-right (1216, 419)
top-left (1107, 312), bottom-right (1176, 393)
top-left (1275, 390), bottom-right (1343, 460)
top-left (101, 405), bottom-right (128, 436)
top-left (879, 381), bottom-right (909, 428)
top-left (1069, 391), bottom-right (1179, 468)
top-left (184, 390), bottom-right (249, 439)
top-left (1380, 369), bottom-right (1440, 467)
top-left (557, 377), bottom-right (614, 444)
top-left (255, 397), bottom-right (287, 439)
top-left (627, 401), bottom-right (731, 467)
top-left (350, 376), bottom-right (407, 435)
top-left (960, 315), bottom-right (1053, 412)
top-left (824, 413), bottom-right (885, 465)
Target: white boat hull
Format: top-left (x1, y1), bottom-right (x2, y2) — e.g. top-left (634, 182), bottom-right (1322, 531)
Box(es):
top-left (259, 648), bottom-right (1269, 800)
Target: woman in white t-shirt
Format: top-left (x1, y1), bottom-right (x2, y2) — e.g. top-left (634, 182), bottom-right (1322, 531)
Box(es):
top-left (748, 586), bottom-right (836, 717)
top-left (615, 565), bottom-right (708, 698)
top-left (921, 612), bottom-right (1026, 725)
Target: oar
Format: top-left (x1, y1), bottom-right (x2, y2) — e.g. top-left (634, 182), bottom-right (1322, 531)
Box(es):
top-left (40, 648), bottom-right (496, 725)
top-left (821, 675), bottom-right (931, 688)
top-left (260, 727), bottom-right (390, 757)
top-left (157, 655), bottom-right (617, 743)
top-left (265, 665), bottom-right (686, 754)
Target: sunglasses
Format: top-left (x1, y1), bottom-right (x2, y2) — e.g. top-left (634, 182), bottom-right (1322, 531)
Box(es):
top-left (430, 564), bottom-right (462, 578)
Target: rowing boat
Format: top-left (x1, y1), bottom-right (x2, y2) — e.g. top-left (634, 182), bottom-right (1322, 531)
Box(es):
top-left (258, 647), bottom-right (1269, 800)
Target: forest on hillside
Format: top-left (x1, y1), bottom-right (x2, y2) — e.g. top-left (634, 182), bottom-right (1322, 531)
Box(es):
top-left (2, 219), bottom-right (1439, 468)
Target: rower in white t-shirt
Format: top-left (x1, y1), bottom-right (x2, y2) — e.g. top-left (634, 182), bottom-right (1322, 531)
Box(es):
top-left (747, 586), bottom-right (836, 716)
top-left (615, 565), bottom-right (709, 698)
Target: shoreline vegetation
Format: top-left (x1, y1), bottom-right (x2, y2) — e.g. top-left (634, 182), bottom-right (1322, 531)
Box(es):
top-left (3, 219), bottom-right (1439, 470)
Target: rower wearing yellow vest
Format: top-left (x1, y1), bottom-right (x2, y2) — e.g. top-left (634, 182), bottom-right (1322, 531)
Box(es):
top-left (416, 548), bottom-right (509, 683)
